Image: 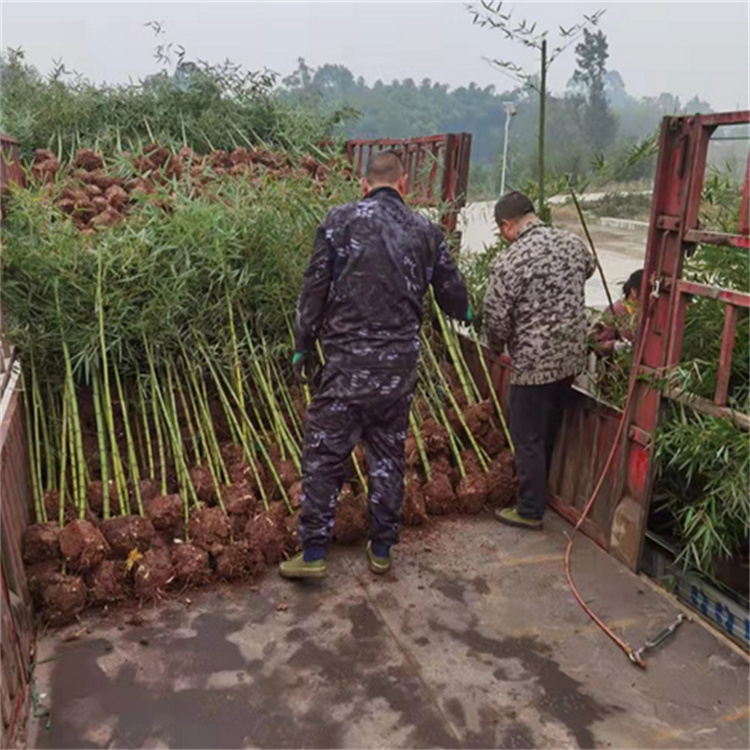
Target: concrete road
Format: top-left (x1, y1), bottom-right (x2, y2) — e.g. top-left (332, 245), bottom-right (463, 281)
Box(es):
top-left (30, 513), bottom-right (748, 749)
top-left (459, 202), bottom-right (647, 310)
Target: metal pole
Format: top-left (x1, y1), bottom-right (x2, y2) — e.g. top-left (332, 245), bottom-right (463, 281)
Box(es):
top-left (538, 39), bottom-right (547, 220)
top-left (500, 102), bottom-right (516, 196)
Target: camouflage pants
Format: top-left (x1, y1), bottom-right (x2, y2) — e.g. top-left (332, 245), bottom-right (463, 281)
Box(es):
top-left (298, 365), bottom-right (417, 549)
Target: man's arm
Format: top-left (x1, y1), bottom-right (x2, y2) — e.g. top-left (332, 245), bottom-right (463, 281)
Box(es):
top-left (293, 224), bottom-right (334, 354)
top-left (431, 235), bottom-right (471, 321)
top-left (482, 255), bottom-right (514, 353)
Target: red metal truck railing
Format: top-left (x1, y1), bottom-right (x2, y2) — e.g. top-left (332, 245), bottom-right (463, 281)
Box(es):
top-left (612, 111), bottom-right (750, 569)
top-left (345, 133), bottom-right (472, 238)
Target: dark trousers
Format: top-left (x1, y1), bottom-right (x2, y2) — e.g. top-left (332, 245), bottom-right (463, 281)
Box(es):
top-left (299, 366), bottom-right (416, 549)
top-left (509, 377), bottom-right (572, 520)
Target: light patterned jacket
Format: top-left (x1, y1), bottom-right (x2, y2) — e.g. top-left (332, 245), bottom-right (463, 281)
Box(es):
top-left (483, 219), bottom-right (596, 386)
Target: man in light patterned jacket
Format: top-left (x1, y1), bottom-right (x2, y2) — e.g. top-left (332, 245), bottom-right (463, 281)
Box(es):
top-left (483, 191), bottom-right (595, 529)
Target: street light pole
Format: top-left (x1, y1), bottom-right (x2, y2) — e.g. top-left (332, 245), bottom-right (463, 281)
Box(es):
top-left (500, 101), bottom-right (517, 196)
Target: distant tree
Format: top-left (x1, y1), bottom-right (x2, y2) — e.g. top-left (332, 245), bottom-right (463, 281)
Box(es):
top-left (605, 70), bottom-right (627, 108)
top-left (572, 28), bottom-right (617, 151)
top-left (684, 95), bottom-right (713, 114)
top-left (468, 1), bottom-right (605, 218)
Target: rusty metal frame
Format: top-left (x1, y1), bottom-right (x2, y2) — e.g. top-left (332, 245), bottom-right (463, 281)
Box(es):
top-left (613, 111), bottom-right (750, 570)
top-left (345, 133), bottom-right (472, 237)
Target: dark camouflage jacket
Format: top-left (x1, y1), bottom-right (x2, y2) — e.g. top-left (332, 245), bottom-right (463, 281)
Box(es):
top-left (483, 220), bottom-right (596, 386)
top-left (294, 187), bottom-right (469, 371)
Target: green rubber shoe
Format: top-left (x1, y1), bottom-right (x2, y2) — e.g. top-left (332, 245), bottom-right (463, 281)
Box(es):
top-left (279, 552), bottom-right (327, 580)
top-left (494, 507), bottom-right (543, 530)
top-left (366, 541), bottom-right (392, 575)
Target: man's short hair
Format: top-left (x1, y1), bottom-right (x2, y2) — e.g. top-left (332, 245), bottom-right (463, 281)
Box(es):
top-left (494, 191), bottom-right (536, 224)
top-left (364, 150), bottom-right (405, 185)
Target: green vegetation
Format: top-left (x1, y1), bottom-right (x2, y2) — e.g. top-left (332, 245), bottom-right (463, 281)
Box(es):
top-left (0, 43), bottom-right (343, 161)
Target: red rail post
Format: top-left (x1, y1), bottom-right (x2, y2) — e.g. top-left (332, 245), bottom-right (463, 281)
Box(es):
top-left (715, 304), bottom-right (739, 407)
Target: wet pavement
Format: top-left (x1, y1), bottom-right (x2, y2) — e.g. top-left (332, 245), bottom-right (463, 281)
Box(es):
top-left (29, 513), bottom-right (749, 749)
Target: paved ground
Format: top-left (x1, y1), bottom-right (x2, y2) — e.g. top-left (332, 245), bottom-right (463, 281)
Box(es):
top-left (30, 513), bottom-right (748, 749)
top-left (459, 202), bottom-right (647, 310)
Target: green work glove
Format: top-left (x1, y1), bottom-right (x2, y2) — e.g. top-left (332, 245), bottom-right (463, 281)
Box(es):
top-left (292, 351), bottom-right (308, 382)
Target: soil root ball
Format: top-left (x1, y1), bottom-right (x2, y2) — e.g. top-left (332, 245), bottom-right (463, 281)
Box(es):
top-left (59, 520), bottom-right (110, 572)
top-left (283, 510), bottom-right (302, 556)
top-left (423, 471), bottom-right (456, 516)
top-left (73, 148), bottom-right (104, 172)
top-left (215, 542), bottom-right (264, 581)
top-left (44, 489), bottom-right (76, 526)
top-left (333, 484), bottom-right (368, 544)
top-left (189, 465), bottom-right (216, 504)
top-left (88, 560), bottom-right (129, 605)
top-left (26, 561), bottom-right (61, 605)
top-left (245, 511), bottom-right (287, 566)
top-left (134, 548), bottom-right (175, 600)
top-left (403, 471), bottom-right (428, 526)
top-left (190, 506), bottom-right (231, 554)
top-left (403, 436), bottom-right (420, 468)
top-left (22, 523), bottom-right (61, 564)
top-left (220, 443), bottom-right (245, 466)
top-left (138, 479), bottom-right (161, 505)
top-left (287, 480), bottom-right (303, 510)
top-left (86, 480), bottom-right (114, 516)
top-left (171, 543), bottom-right (211, 586)
top-left (102, 515), bottom-right (155, 558)
top-left (228, 461), bottom-right (265, 493)
top-left (145, 494), bottom-right (183, 531)
top-left (41, 574), bottom-right (87, 624)
top-left (221, 482), bottom-right (257, 517)
top-left (477, 429), bottom-right (507, 458)
top-left (462, 401), bottom-right (494, 438)
top-left (486, 450), bottom-right (519, 509)
top-left (421, 420), bottom-right (449, 456)
top-left (278, 460), bottom-right (300, 490)
top-left (456, 452), bottom-right (489, 514)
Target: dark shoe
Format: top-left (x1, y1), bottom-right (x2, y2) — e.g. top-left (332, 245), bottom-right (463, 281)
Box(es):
top-left (494, 507), bottom-right (543, 530)
top-left (279, 552), bottom-right (327, 579)
top-left (366, 541), bottom-right (391, 574)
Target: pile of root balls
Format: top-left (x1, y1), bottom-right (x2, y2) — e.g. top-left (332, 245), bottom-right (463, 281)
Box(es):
top-left (27, 144), bottom-right (336, 231)
top-left (22, 399), bottom-right (516, 625)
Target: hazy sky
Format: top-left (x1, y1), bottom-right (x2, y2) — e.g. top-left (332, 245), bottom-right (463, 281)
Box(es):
top-left (2, 1), bottom-right (748, 111)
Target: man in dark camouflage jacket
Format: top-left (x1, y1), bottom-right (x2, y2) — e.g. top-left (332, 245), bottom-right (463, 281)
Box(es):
top-left (280, 151), bottom-right (471, 579)
top-left (483, 191), bottom-right (595, 529)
